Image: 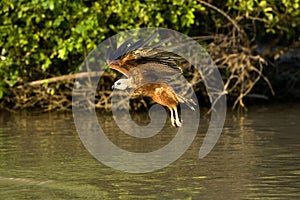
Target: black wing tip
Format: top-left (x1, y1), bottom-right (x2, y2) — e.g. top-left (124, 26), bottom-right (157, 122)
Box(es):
top-left (106, 32), bottom-right (160, 61)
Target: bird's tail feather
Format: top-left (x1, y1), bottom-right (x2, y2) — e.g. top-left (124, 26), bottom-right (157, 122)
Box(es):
top-left (177, 94), bottom-right (197, 111)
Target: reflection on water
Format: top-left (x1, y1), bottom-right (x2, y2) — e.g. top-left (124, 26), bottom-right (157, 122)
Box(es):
top-left (0, 104), bottom-right (300, 199)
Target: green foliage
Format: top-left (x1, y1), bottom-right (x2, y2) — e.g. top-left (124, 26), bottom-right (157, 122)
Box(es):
top-left (0, 0), bottom-right (203, 98)
top-left (0, 0), bottom-right (299, 102)
top-left (226, 0), bottom-right (300, 38)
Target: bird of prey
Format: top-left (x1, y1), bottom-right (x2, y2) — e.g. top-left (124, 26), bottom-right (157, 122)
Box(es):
top-left (106, 33), bottom-right (196, 127)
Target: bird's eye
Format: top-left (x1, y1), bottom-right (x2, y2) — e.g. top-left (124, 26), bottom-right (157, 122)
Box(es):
top-left (117, 82), bottom-right (121, 85)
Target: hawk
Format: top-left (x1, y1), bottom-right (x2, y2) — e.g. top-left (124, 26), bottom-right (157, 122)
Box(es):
top-left (106, 33), bottom-right (196, 127)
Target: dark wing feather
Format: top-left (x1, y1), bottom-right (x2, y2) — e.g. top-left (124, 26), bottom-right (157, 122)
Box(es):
top-left (126, 38), bottom-right (144, 52)
top-left (130, 62), bottom-right (182, 87)
top-left (111, 38), bottom-right (134, 61)
top-left (133, 48), bottom-right (186, 73)
top-left (106, 32), bottom-right (189, 81)
top-left (107, 32), bottom-right (158, 62)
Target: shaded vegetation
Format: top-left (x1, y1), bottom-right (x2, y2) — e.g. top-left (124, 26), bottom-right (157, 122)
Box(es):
top-left (0, 0), bottom-right (299, 110)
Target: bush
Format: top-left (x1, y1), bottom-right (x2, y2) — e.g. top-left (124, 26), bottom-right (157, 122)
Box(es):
top-left (0, 0), bottom-right (299, 109)
top-left (0, 0), bottom-right (203, 94)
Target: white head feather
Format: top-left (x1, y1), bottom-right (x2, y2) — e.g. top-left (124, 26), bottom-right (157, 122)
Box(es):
top-left (112, 78), bottom-right (132, 90)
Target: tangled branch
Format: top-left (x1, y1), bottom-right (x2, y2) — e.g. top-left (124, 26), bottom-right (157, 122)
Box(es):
top-left (196, 0), bottom-right (274, 109)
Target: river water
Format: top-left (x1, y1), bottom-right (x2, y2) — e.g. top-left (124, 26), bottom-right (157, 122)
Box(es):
top-left (0, 103), bottom-right (299, 199)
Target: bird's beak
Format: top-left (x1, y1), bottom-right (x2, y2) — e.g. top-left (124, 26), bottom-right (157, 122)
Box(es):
top-left (111, 84), bottom-right (115, 90)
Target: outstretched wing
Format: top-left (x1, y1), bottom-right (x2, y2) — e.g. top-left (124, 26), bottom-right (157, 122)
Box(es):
top-left (128, 62), bottom-right (182, 87)
top-left (106, 32), bottom-right (190, 88)
top-left (106, 33), bottom-right (160, 77)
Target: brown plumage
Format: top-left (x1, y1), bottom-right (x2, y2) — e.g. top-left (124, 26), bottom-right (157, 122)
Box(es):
top-left (107, 35), bottom-right (196, 127)
top-left (134, 83), bottom-right (182, 127)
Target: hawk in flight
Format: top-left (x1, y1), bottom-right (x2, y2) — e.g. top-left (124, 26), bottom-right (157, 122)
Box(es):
top-left (106, 33), bottom-right (196, 127)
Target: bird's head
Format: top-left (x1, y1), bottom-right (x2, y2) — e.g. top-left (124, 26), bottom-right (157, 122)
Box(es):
top-left (112, 78), bottom-right (132, 90)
